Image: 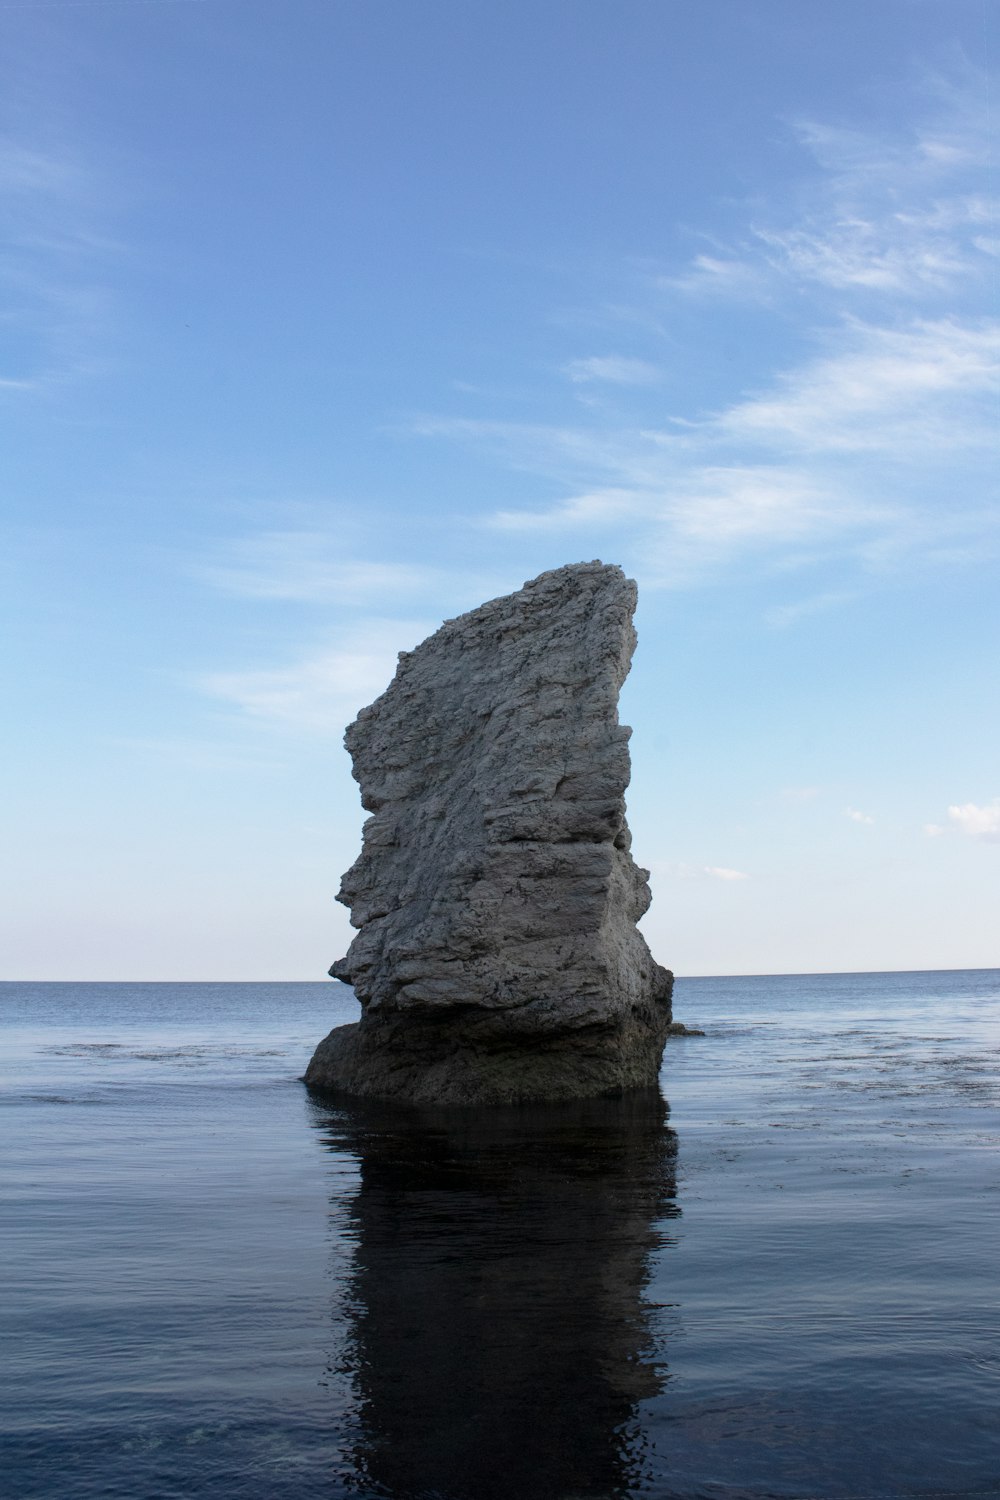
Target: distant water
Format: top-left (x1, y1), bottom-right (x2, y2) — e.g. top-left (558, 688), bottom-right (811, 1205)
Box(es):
top-left (2, 971), bottom-right (999, 1500)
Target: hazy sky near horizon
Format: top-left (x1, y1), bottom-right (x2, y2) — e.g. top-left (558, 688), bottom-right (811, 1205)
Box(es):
top-left (2, 0), bottom-right (998, 979)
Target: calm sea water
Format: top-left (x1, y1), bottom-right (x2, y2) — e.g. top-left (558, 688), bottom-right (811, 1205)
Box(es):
top-left (2, 972), bottom-right (998, 1500)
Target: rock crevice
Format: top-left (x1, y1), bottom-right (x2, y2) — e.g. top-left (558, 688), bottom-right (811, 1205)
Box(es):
top-left (305, 560), bottom-right (673, 1104)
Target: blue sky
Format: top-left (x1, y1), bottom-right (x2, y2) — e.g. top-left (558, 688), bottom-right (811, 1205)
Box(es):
top-left (2, 0), bottom-right (998, 979)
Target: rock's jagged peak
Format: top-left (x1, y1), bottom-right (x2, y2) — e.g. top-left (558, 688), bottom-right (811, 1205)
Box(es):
top-left (305, 559), bottom-right (673, 1106)
top-left (419, 559), bottom-right (628, 641)
top-left (354, 559), bottom-right (635, 725)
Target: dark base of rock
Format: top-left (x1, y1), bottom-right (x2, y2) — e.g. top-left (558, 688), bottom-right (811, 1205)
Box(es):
top-left (664, 1021), bottom-right (706, 1037)
top-left (304, 1006), bottom-right (673, 1106)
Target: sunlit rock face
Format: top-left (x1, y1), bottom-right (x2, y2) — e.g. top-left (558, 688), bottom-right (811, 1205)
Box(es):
top-left (305, 560), bottom-right (673, 1104)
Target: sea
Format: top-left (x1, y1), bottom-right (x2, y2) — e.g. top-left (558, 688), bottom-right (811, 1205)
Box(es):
top-left (2, 970), bottom-right (998, 1500)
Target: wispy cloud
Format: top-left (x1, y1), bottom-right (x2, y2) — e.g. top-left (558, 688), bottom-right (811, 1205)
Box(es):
top-left (479, 448), bottom-right (900, 590)
top-left (413, 70), bottom-right (999, 592)
top-left (947, 799), bottom-right (1000, 842)
top-left (409, 415), bottom-right (636, 486)
top-left (718, 318), bottom-right (999, 457)
top-left (923, 799), bottom-right (1000, 841)
top-left (662, 250), bottom-right (765, 299)
top-left (0, 131), bottom-right (119, 391)
top-left (197, 532), bottom-right (447, 605)
top-left (675, 77), bottom-right (998, 303)
top-left (665, 466), bottom-right (868, 545)
top-left (470, 315), bottom-right (997, 554)
top-left (649, 860), bottom-right (750, 882)
top-left (110, 735), bottom-right (289, 776)
top-left (846, 807), bottom-right (875, 825)
top-left (198, 619), bottom-right (435, 733)
top-left (491, 486), bottom-right (650, 533)
top-left (562, 355), bottom-right (660, 386)
top-left (765, 590), bottom-right (854, 628)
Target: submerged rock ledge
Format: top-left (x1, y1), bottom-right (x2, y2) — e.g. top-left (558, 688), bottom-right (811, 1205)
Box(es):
top-left (305, 560), bottom-right (673, 1105)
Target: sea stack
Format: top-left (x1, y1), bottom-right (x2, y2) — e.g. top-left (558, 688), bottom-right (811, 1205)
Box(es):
top-left (305, 560), bottom-right (673, 1105)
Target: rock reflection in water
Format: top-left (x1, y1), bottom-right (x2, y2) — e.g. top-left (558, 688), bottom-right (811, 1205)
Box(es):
top-left (316, 1090), bottom-right (678, 1500)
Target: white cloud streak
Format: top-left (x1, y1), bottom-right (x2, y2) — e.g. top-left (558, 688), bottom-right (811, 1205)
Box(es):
top-left (414, 72), bottom-right (999, 591)
top-left (648, 860), bottom-right (750, 882)
top-left (199, 619), bottom-right (435, 733)
top-left (563, 355), bottom-right (660, 385)
top-left (718, 318), bottom-right (999, 456)
top-left (0, 132), bottom-right (118, 390)
top-left (198, 532), bottom-right (447, 605)
top-left (678, 83), bottom-right (999, 302)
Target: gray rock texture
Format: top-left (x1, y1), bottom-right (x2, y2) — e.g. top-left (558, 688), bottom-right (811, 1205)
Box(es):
top-left (304, 560), bottom-right (673, 1104)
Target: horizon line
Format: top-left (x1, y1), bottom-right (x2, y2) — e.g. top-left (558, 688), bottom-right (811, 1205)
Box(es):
top-left (2, 965), bottom-right (997, 984)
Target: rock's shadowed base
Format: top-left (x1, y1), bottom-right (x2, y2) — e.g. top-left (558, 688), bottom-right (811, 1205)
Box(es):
top-left (305, 561), bottom-right (673, 1105)
top-left (305, 1007), bottom-right (673, 1106)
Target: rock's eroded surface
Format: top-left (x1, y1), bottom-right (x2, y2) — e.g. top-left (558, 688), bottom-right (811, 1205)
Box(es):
top-left (305, 560), bottom-right (673, 1104)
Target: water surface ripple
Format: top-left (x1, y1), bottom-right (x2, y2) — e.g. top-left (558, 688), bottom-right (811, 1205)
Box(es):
top-left (1, 971), bottom-right (998, 1499)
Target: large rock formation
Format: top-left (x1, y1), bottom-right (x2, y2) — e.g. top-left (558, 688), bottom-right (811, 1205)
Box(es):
top-left (305, 560), bottom-right (673, 1104)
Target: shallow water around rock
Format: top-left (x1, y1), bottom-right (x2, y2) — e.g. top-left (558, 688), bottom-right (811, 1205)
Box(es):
top-left (2, 972), bottom-right (998, 1499)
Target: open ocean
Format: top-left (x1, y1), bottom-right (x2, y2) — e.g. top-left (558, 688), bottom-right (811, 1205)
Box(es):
top-left (2, 970), bottom-right (998, 1500)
